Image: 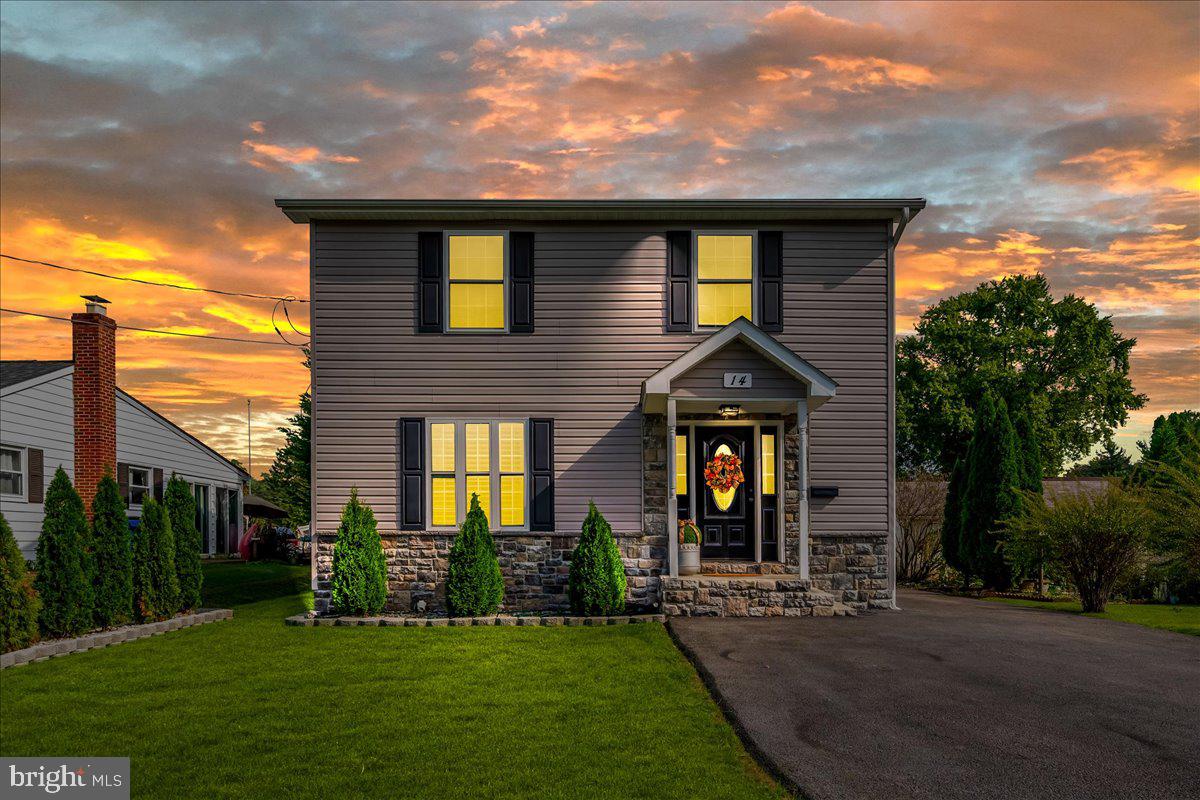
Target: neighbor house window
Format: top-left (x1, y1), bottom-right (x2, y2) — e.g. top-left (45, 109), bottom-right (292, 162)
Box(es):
top-left (129, 467), bottom-right (151, 507)
top-left (193, 484), bottom-right (210, 539)
top-left (761, 433), bottom-right (776, 496)
top-left (696, 233), bottom-right (754, 328)
top-left (0, 446), bottom-right (23, 497)
top-left (429, 420), bottom-right (528, 528)
top-left (447, 233), bottom-right (506, 330)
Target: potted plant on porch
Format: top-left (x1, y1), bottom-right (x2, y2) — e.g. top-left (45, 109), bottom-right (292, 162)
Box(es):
top-left (678, 519), bottom-right (701, 576)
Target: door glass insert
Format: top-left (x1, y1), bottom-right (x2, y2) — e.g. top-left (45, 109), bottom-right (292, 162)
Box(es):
top-left (710, 443), bottom-right (737, 511)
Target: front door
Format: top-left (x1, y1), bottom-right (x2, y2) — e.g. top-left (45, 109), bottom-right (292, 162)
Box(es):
top-left (694, 426), bottom-right (755, 560)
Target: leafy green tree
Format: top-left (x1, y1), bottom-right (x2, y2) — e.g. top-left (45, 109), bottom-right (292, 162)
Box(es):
top-left (568, 502), bottom-right (627, 615)
top-left (257, 350), bottom-right (311, 526)
top-left (330, 488), bottom-right (387, 615)
top-left (897, 274), bottom-right (1145, 475)
top-left (1135, 411), bottom-right (1200, 479)
top-left (34, 468), bottom-right (93, 637)
top-left (1140, 427), bottom-right (1200, 601)
top-left (445, 494), bottom-right (504, 617)
top-left (940, 459), bottom-right (968, 586)
top-left (139, 498), bottom-right (179, 620)
top-left (164, 476), bottom-right (203, 611)
top-left (1, 512), bottom-right (40, 652)
top-left (960, 392), bottom-right (1021, 590)
top-left (1065, 438), bottom-right (1133, 478)
top-left (91, 472), bottom-right (133, 627)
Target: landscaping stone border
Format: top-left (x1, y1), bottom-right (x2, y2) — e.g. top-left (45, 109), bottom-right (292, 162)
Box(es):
top-left (284, 613), bottom-right (666, 627)
top-left (1, 609), bottom-right (233, 669)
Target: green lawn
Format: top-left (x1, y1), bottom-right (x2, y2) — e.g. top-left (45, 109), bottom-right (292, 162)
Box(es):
top-left (1, 562), bottom-right (784, 800)
top-left (987, 596), bottom-right (1200, 636)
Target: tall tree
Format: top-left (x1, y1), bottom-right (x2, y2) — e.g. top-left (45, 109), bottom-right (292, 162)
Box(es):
top-left (1065, 438), bottom-right (1132, 478)
top-left (1135, 411), bottom-right (1200, 475)
top-left (165, 475), bottom-right (203, 611)
top-left (257, 350), bottom-right (311, 526)
top-left (34, 468), bottom-right (94, 637)
top-left (940, 458), bottom-right (969, 586)
top-left (897, 274), bottom-right (1146, 475)
top-left (0, 512), bottom-right (40, 652)
top-left (1012, 407), bottom-right (1043, 493)
top-left (91, 472), bottom-right (133, 627)
top-left (960, 392), bottom-right (1021, 590)
top-left (138, 498), bottom-right (179, 620)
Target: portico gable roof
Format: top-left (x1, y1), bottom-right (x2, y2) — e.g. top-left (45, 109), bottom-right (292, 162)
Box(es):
top-left (641, 318), bottom-right (837, 412)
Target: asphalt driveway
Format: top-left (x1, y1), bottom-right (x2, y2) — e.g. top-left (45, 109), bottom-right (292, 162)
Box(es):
top-left (670, 589), bottom-right (1200, 800)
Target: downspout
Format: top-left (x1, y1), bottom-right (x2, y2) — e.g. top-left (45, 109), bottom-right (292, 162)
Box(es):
top-left (886, 207), bottom-right (912, 610)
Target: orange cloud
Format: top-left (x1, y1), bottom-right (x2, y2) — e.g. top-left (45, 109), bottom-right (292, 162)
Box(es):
top-left (810, 55), bottom-right (939, 91)
top-left (242, 140), bottom-right (360, 169)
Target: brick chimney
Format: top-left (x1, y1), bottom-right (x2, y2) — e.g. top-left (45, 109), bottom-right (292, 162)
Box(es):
top-left (72, 295), bottom-right (117, 514)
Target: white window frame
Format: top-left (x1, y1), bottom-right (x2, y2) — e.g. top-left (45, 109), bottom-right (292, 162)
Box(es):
top-left (128, 465), bottom-right (152, 508)
top-left (0, 444), bottom-right (25, 498)
top-left (426, 418), bottom-right (529, 532)
top-left (692, 229), bottom-right (758, 331)
top-left (443, 230), bottom-right (510, 334)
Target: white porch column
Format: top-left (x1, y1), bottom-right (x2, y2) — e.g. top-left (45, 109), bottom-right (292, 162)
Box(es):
top-left (666, 398), bottom-right (679, 578)
top-left (796, 400), bottom-right (810, 579)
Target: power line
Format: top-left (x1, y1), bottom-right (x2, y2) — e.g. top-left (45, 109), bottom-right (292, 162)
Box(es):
top-left (1, 307), bottom-right (305, 347)
top-left (0, 253), bottom-right (309, 303)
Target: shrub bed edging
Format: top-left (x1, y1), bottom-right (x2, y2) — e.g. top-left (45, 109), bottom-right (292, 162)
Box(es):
top-left (1, 609), bottom-right (233, 669)
top-left (284, 613), bottom-right (666, 628)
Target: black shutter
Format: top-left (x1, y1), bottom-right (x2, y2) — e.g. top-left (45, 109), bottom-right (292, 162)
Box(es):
top-left (665, 231), bottom-right (691, 332)
top-left (26, 448), bottom-right (44, 503)
top-left (529, 418), bottom-right (554, 531)
top-left (397, 418), bottom-right (425, 530)
top-left (117, 462), bottom-right (130, 505)
top-left (510, 231), bottom-right (534, 333)
top-left (153, 468), bottom-right (165, 501)
top-left (759, 231), bottom-right (783, 333)
top-left (416, 232), bottom-right (443, 333)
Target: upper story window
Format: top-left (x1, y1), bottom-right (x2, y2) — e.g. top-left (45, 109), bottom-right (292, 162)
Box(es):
top-left (0, 446), bottom-right (23, 497)
top-left (429, 419), bottom-right (527, 529)
top-left (447, 233), bottom-right (506, 331)
top-left (695, 233), bottom-right (755, 328)
top-left (129, 466), bottom-right (151, 507)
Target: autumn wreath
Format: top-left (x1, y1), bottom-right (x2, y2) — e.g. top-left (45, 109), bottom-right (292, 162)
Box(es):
top-left (704, 452), bottom-right (745, 493)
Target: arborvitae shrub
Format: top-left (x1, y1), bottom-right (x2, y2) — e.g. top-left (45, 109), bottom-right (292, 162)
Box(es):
top-left (165, 476), bottom-right (203, 611)
top-left (131, 506), bottom-right (155, 622)
top-left (330, 488), bottom-right (387, 615)
top-left (446, 494), bottom-right (504, 617)
top-left (34, 468), bottom-right (93, 638)
top-left (139, 498), bottom-right (180, 620)
top-left (961, 392), bottom-right (1021, 590)
top-left (1, 512), bottom-right (40, 652)
top-left (941, 458), bottom-right (968, 585)
top-left (91, 472), bottom-right (133, 627)
top-left (568, 502), bottom-right (626, 615)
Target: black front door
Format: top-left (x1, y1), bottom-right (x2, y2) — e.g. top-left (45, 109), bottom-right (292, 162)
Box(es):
top-left (694, 426), bottom-right (755, 560)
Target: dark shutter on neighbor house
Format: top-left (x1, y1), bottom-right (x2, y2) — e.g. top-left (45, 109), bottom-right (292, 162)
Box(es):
top-left (665, 231), bottom-right (691, 332)
top-left (117, 462), bottom-right (130, 504)
top-left (529, 418), bottom-right (554, 531)
top-left (416, 232), bottom-right (443, 333)
top-left (509, 231), bottom-right (535, 333)
top-left (758, 231), bottom-right (783, 333)
top-left (26, 448), bottom-right (44, 503)
top-left (153, 468), bottom-right (165, 501)
top-left (397, 418), bottom-right (425, 530)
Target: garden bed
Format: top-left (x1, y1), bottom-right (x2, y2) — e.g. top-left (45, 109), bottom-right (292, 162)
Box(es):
top-left (1, 609), bottom-right (233, 669)
top-left (285, 612), bottom-right (666, 627)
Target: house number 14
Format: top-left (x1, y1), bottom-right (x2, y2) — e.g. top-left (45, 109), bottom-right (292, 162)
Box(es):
top-left (723, 372), bottom-right (752, 388)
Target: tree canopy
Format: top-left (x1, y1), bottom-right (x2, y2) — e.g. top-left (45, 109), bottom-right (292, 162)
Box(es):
top-left (897, 274), bottom-right (1145, 476)
top-left (1065, 438), bottom-right (1133, 478)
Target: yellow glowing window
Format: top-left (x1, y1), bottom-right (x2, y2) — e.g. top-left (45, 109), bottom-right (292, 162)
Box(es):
top-left (696, 234), bottom-right (753, 327)
top-left (465, 424), bottom-right (490, 473)
top-left (466, 474), bottom-right (491, 523)
top-left (448, 234), bottom-right (505, 330)
top-left (501, 475), bottom-right (525, 527)
top-left (499, 423), bottom-right (524, 473)
top-left (431, 423), bottom-right (455, 473)
top-left (761, 433), bottom-right (776, 496)
top-left (675, 435), bottom-right (688, 496)
top-left (432, 477), bottom-right (457, 526)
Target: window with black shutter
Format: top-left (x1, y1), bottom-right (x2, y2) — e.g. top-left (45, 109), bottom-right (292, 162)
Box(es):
top-left (758, 231), bottom-right (783, 332)
top-left (397, 418), bottom-right (425, 530)
top-left (529, 418), bottom-right (555, 531)
top-left (665, 231), bottom-right (691, 331)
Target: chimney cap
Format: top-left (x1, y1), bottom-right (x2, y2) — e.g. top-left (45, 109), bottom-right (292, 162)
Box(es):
top-left (81, 295), bottom-right (112, 304)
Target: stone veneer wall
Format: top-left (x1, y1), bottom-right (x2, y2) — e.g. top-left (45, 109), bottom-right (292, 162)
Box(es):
top-left (314, 410), bottom-right (890, 614)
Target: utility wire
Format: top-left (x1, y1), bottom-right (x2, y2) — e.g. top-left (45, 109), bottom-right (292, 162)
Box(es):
top-left (0, 253), bottom-right (309, 303)
top-left (1, 307), bottom-right (304, 347)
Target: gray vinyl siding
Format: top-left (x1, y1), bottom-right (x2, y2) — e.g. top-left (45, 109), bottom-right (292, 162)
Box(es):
top-left (311, 221), bottom-right (890, 537)
top-left (672, 340), bottom-right (807, 400)
top-left (0, 372), bottom-right (75, 555)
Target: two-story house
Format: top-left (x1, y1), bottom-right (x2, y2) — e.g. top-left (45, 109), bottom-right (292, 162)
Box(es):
top-left (277, 199), bottom-right (924, 617)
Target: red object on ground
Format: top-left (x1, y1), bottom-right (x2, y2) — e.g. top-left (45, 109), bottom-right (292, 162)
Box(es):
top-left (240, 522), bottom-right (260, 560)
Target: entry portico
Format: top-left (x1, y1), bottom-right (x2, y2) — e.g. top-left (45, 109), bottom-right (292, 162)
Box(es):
top-left (641, 317), bottom-right (837, 580)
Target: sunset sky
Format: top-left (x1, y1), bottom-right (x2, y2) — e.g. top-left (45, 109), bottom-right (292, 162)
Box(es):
top-left (1, 0), bottom-right (1196, 475)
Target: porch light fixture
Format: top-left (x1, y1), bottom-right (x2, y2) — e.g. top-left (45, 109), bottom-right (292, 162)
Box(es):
top-left (718, 404), bottom-right (742, 419)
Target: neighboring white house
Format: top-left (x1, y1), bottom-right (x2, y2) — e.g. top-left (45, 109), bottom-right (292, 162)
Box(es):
top-left (0, 298), bottom-right (247, 558)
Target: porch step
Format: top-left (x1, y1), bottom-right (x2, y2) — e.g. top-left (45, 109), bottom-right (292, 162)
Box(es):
top-left (699, 561), bottom-right (792, 576)
top-left (661, 575), bottom-right (857, 618)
